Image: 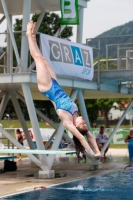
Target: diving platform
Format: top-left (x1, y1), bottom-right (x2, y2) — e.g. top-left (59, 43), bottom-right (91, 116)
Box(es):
top-left (0, 72), bottom-right (133, 100)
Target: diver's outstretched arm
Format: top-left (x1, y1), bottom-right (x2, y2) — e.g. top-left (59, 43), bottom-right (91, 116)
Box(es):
top-left (86, 131), bottom-right (101, 156)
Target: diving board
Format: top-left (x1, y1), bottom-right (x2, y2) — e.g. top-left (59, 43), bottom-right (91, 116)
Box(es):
top-left (0, 149), bottom-right (76, 155)
top-left (0, 156), bottom-right (17, 160)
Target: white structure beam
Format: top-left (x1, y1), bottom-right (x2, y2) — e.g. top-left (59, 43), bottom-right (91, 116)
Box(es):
top-left (7, 15), bottom-right (13, 73)
top-left (1, 0), bottom-right (21, 66)
top-left (21, 83), bottom-right (49, 168)
top-left (0, 91), bottom-right (10, 120)
top-left (76, 7), bottom-right (84, 44)
top-left (10, 92), bottom-right (35, 150)
top-left (20, 0), bottom-right (31, 72)
top-left (101, 99), bottom-right (133, 154)
top-left (78, 89), bottom-right (91, 129)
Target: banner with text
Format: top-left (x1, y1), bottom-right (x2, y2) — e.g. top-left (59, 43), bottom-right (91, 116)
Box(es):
top-left (40, 33), bottom-right (94, 80)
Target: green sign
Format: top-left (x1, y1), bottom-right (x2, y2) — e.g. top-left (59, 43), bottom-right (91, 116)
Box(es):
top-left (60, 0), bottom-right (79, 25)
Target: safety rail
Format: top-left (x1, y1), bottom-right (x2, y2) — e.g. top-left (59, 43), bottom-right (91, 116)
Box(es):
top-left (86, 34), bottom-right (133, 71)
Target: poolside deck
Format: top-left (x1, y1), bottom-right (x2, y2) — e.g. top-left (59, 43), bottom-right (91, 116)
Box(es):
top-left (0, 148), bottom-right (129, 197)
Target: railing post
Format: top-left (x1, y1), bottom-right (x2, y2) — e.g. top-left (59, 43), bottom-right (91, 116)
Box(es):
top-left (106, 45), bottom-right (108, 70)
top-left (98, 39), bottom-right (100, 84)
top-left (7, 139), bottom-right (10, 156)
top-left (117, 45), bottom-right (120, 69)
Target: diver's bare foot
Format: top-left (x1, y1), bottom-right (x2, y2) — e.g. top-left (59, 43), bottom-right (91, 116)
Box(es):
top-left (95, 152), bottom-right (101, 157)
top-left (93, 152), bottom-right (101, 160)
top-left (32, 22), bottom-right (36, 40)
top-left (26, 21), bottom-right (33, 37)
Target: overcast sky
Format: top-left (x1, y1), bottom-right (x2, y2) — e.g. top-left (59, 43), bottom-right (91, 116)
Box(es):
top-left (0, 0), bottom-right (132, 47)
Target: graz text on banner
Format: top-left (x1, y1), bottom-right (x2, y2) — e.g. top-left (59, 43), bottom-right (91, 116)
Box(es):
top-left (40, 33), bottom-right (94, 81)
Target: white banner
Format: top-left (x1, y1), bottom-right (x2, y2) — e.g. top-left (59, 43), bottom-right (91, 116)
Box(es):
top-left (15, 128), bottom-right (55, 147)
top-left (40, 34), bottom-right (94, 80)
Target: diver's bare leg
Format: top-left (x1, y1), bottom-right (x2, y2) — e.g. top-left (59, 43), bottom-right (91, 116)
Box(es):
top-left (26, 21), bottom-right (52, 92)
top-left (31, 22), bottom-right (57, 81)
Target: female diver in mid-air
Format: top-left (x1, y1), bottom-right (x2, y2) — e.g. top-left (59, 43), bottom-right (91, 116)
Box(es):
top-left (26, 21), bottom-right (101, 160)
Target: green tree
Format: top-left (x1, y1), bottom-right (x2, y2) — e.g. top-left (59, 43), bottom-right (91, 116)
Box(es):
top-left (32, 13), bottom-right (73, 39)
top-left (96, 98), bottom-right (115, 128)
top-left (85, 99), bottom-right (99, 126)
top-left (96, 98), bottom-right (132, 128)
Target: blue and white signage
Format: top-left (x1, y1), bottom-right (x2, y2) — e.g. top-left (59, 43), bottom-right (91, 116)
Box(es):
top-left (40, 34), bottom-right (94, 80)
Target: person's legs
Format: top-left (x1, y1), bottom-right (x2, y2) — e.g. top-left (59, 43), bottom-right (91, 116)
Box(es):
top-left (82, 153), bottom-right (86, 163)
top-left (26, 21), bottom-right (56, 92)
top-left (18, 153), bottom-right (22, 161)
top-left (97, 143), bottom-right (103, 151)
top-left (77, 152), bottom-right (80, 163)
top-left (103, 145), bottom-right (109, 158)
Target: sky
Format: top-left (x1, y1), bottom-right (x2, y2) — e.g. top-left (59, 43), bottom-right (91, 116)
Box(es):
top-left (0, 0), bottom-right (133, 47)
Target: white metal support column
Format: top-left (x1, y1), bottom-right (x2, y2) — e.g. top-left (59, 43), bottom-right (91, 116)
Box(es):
top-left (36, 11), bottom-right (46, 32)
top-left (0, 92), bottom-right (10, 120)
top-left (21, 83), bottom-right (49, 169)
top-left (1, 0), bottom-right (21, 66)
top-left (7, 15), bottom-right (13, 73)
top-left (10, 92), bottom-right (35, 150)
top-left (20, 0), bottom-right (31, 72)
top-left (101, 99), bottom-right (133, 154)
top-left (78, 89), bottom-right (91, 129)
top-left (126, 50), bottom-right (132, 70)
top-left (76, 6), bottom-right (84, 44)
top-left (48, 122), bottom-right (65, 168)
top-left (70, 88), bottom-right (79, 101)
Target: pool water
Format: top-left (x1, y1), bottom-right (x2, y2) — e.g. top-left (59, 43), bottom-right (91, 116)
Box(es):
top-left (2, 168), bottom-right (133, 200)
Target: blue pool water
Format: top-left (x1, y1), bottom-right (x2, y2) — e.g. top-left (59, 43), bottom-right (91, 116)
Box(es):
top-left (2, 168), bottom-right (133, 200)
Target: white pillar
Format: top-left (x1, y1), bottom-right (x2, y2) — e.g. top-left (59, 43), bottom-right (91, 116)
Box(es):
top-left (7, 15), bottom-right (13, 73)
top-left (76, 7), bottom-right (84, 44)
top-left (10, 92), bottom-right (35, 150)
top-left (1, 0), bottom-right (20, 66)
top-left (20, 0), bottom-right (31, 72)
top-left (78, 89), bottom-right (91, 129)
top-left (126, 50), bottom-right (130, 70)
top-left (48, 122), bottom-right (65, 168)
top-left (21, 83), bottom-right (49, 168)
top-left (0, 92), bottom-right (10, 120)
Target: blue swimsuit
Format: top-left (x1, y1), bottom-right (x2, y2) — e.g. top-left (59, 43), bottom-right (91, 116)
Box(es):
top-left (41, 78), bottom-right (78, 115)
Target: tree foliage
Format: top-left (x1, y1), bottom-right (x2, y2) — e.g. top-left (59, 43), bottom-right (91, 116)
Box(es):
top-left (85, 98), bottom-right (132, 128)
top-left (32, 13), bottom-right (73, 39)
top-left (85, 99), bottom-right (99, 126)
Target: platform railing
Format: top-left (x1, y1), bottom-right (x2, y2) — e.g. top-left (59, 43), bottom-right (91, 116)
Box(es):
top-left (86, 34), bottom-right (133, 71)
